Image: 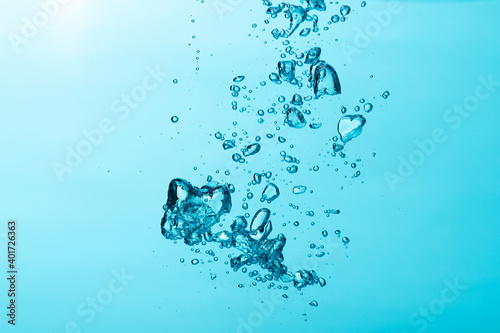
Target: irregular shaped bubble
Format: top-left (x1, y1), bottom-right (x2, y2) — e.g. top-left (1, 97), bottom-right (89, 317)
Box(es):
top-left (223, 139), bottom-right (236, 150)
top-left (217, 209), bottom-right (324, 287)
top-left (161, 179), bottom-right (232, 245)
top-left (292, 269), bottom-right (321, 288)
top-left (241, 143), bottom-right (261, 157)
top-left (305, 47), bottom-right (321, 65)
top-left (301, 0), bottom-right (326, 11)
top-left (325, 209), bottom-right (340, 217)
top-left (299, 28), bottom-right (311, 37)
top-left (340, 5), bottom-right (351, 16)
top-left (261, 183), bottom-right (280, 202)
top-left (253, 173), bottom-right (262, 184)
top-left (337, 115), bottom-right (366, 143)
top-left (293, 185), bottom-right (307, 194)
top-left (332, 142), bottom-right (344, 152)
top-left (364, 103), bottom-right (373, 112)
top-left (269, 72), bottom-right (281, 83)
top-left (309, 300), bottom-right (318, 307)
top-left (311, 14), bottom-right (319, 32)
top-left (284, 107), bottom-right (307, 128)
top-left (310, 60), bottom-right (341, 98)
top-left (266, 4), bottom-right (284, 16)
top-left (309, 122), bottom-right (322, 129)
top-left (283, 4), bottom-right (309, 37)
top-left (268, 4), bottom-right (308, 39)
top-left (232, 153), bottom-right (243, 162)
top-left (250, 208), bottom-right (273, 241)
top-left (277, 60), bottom-right (296, 83)
top-left (233, 75), bottom-right (245, 82)
top-left (382, 90), bottom-right (390, 99)
top-left (271, 28), bottom-right (285, 39)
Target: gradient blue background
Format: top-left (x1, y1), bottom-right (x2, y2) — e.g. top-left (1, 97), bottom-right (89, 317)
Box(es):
top-left (1, 0), bottom-right (500, 332)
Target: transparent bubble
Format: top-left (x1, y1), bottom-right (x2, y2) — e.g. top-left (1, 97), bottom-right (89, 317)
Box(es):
top-left (292, 185), bottom-right (307, 194)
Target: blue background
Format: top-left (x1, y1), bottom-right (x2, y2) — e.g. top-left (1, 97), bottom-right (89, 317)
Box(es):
top-left (1, 0), bottom-right (499, 332)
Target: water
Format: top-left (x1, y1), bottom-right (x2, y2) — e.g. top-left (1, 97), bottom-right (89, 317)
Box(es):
top-left (2, 0), bottom-right (500, 332)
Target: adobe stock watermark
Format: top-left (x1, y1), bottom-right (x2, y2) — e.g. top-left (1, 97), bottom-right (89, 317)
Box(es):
top-left (51, 64), bottom-right (168, 182)
top-left (7, 0), bottom-right (74, 54)
top-left (59, 268), bottom-right (134, 333)
top-left (340, 1), bottom-right (403, 63)
top-left (385, 75), bottom-right (499, 191)
top-left (213, 0), bottom-right (246, 21)
top-left (236, 289), bottom-right (285, 333)
top-left (401, 277), bottom-right (467, 333)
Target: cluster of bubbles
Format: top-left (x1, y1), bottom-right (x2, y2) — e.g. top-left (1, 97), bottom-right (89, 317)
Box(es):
top-left (161, 0), bottom-right (391, 309)
top-left (162, 179), bottom-right (325, 288)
